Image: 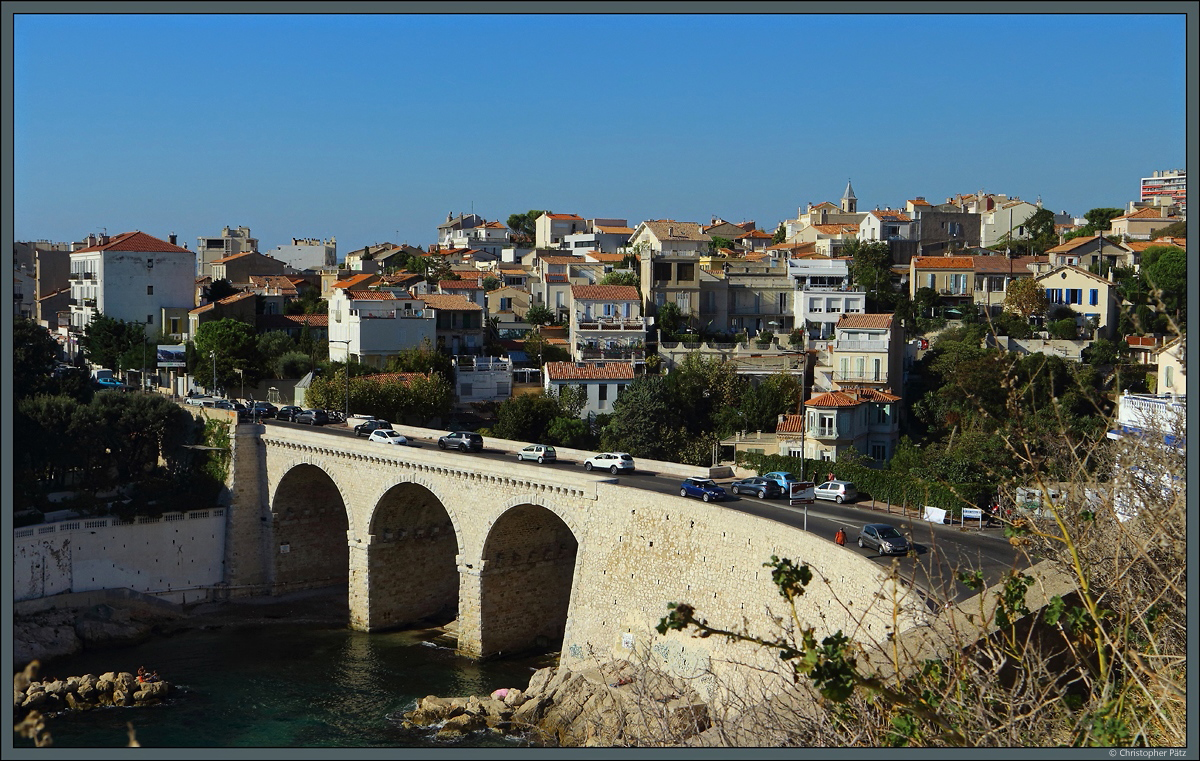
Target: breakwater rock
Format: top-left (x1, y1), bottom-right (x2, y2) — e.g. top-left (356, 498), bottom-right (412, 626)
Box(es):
top-left (401, 660), bottom-right (710, 747)
top-left (14, 672), bottom-right (172, 715)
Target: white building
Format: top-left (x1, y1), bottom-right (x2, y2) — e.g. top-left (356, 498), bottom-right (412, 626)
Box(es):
top-left (788, 258), bottom-right (866, 341)
top-left (196, 226), bottom-right (257, 278)
top-left (448, 221), bottom-right (512, 256)
top-left (858, 209), bottom-right (913, 242)
top-left (326, 288), bottom-right (435, 368)
top-left (543, 361), bottom-right (635, 418)
top-left (268, 237), bottom-right (337, 271)
top-left (453, 355), bottom-right (514, 403)
top-left (68, 231), bottom-right (196, 338)
top-left (1140, 169), bottom-right (1186, 215)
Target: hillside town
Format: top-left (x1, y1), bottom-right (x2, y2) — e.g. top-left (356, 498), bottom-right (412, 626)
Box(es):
top-left (15, 173), bottom-right (1186, 476)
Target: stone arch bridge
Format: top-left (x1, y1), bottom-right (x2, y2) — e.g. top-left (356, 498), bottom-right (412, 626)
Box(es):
top-left (225, 426), bottom-right (925, 676)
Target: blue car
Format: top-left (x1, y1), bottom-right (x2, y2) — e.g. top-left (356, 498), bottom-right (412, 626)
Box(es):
top-left (95, 376), bottom-right (126, 390)
top-left (679, 477), bottom-right (727, 503)
top-left (761, 471), bottom-right (802, 492)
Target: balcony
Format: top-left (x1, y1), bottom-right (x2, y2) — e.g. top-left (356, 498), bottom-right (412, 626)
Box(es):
top-left (84, 272), bottom-right (96, 281)
top-left (832, 371), bottom-right (888, 384)
top-left (812, 426), bottom-right (838, 439)
top-left (577, 317), bottom-right (644, 331)
top-left (68, 273), bottom-right (83, 282)
top-left (81, 298), bottom-right (97, 308)
top-left (578, 347), bottom-right (645, 361)
top-left (833, 339), bottom-right (888, 352)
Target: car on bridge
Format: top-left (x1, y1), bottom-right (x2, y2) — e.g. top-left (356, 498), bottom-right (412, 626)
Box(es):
top-left (584, 452), bottom-right (634, 474)
top-left (729, 477), bottom-right (783, 499)
top-left (368, 429), bottom-right (408, 446)
top-left (295, 409), bottom-right (330, 425)
top-left (857, 523), bottom-right (910, 555)
top-left (679, 477), bottom-right (727, 502)
top-left (276, 405), bottom-right (303, 422)
top-left (439, 431), bottom-right (484, 452)
top-left (354, 419), bottom-right (393, 437)
top-left (516, 444), bottom-right (556, 463)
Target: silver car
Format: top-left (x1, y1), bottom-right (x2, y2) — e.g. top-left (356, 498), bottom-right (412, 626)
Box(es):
top-left (857, 524), bottom-right (910, 555)
top-left (814, 480), bottom-right (857, 504)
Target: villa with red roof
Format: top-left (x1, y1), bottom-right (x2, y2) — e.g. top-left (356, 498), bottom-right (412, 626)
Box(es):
top-left (569, 284), bottom-right (646, 364)
top-left (327, 288), bottom-right (434, 369)
top-left (543, 361), bottom-right (636, 417)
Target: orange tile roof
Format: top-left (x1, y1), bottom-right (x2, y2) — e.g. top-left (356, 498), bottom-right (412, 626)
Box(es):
top-left (868, 210), bottom-right (911, 221)
top-left (736, 229), bottom-right (773, 239)
top-left (907, 198), bottom-right (932, 206)
top-left (571, 285), bottom-right (640, 301)
top-left (545, 213), bottom-right (583, 220)
top-left (1125, 335), bottom-right (1158, 348)
top-left (481, 220), bottom-right (509, 228)
top-left (212, 252), bottom-right (255, 264)
top-left (332, 273), bottom-right (377, 289)
top-left (347, 290), bottom-right (399, 300)
top-left (1046, 236), bottom-right (1110, 253)
top-left (540, 255), bottom-right (590, 265)
top-left (584, 251), bottom-right (627, 261)
top-left (812, 224), bottom-right (858, 235)
top-left (836, 313), bottom-right (893, 329)
top-left (544, 361), bottom-right (636, 381)
top-left (439, 279), bottom-right (483, 289)
top-left (544, 273), bottom-right (570, 283)
top-left (74, 230), bottom-right (192, 255)
top-left (420, 293), bottom-right (483, 311)
top-left (805, 391), bottom-right (862, 408)
top-left (189, 303), bottom-right (214, 314)
top-left (912, 256), bottom-right (974, 269)
top-left (776, 414), bottom-right (805, 433)
top-left (594, 225), bottom-right (635, 234)
top-left (218, 291), bottom-right (255, 305)
top-left (970, 255), bottom-right (1048, 273)
top-left (1126, 239), bottom-right (1185, 252)
top-left (1115, 207), bottom-right (1165, 220)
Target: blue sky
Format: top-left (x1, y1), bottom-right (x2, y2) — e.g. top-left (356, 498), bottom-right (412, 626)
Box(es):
top-left (13, 12), bottom-right (1187, 256)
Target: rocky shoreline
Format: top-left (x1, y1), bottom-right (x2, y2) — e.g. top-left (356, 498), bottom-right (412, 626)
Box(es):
top-left (14, 670), bottom-right (172, 715)
top-left (401, 659), bottom-right (712, 747)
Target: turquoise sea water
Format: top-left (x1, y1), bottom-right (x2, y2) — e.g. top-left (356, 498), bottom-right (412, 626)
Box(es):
top-left (16, 622), bottom-right (553, 749)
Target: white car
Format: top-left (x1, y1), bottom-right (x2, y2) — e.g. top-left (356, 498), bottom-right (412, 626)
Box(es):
top-left (516, 444), bottom-right (556, 463)
top-left (584, 452), bottom-right (635, 475)
top-left (368, 429), bottom-right (408, 446)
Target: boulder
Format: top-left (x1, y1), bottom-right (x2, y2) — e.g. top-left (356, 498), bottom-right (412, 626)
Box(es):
top-left (442, 712), bottom-right (486, 733)
top-left (526, 667), bottom-right (554, 695)
top-left (503, 688), bottom-right (525, 707)
top-left (13, 621), bottom-right (82, 668)
top-left (480, 698), bottom-right (510, 719)
top-left (512, 695), bottom-right (549, 725)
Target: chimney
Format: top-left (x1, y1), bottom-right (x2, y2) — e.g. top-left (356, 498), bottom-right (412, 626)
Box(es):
top-left (169, 233), bottom-right (177, 245)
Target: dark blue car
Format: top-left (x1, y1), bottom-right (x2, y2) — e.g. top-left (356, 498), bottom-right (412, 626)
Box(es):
top-left (679, 477), bottom-right (727, 503)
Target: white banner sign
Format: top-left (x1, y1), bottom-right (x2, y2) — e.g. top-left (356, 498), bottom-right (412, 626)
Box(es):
top-left (789, 481), bottom-right (815, 505)
top-left (961, 508), bottom-right (983, 521)
top-left (923, 506), bottom-right (947, 524)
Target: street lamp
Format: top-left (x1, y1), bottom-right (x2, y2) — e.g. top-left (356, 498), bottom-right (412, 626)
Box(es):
top-left (209, 351), bottom-right (217, 395)
top-left (330, 339), bottom-right (351, 423)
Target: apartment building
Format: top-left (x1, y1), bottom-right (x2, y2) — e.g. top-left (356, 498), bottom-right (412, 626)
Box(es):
top-left (631, 219), bottom-right (710, 326)
top-left (196, 226), bottom-right (257, 278)
top-left (1140, 169), bottom-right (1185, 215)
top-left (327, 289), bottom-right (434, 368)
top-left (569, 284), bottom-right (645, 364)
top-left (535, 213), bottom-right (587, 248)
top-left (821, 313), bottom-right (904, 396)
top-left (266, 237), bottom-right (337, 271)
top-left (788, 257), bottom-right (867, 340)
top-left (69, 231), bottom-right (196, 338)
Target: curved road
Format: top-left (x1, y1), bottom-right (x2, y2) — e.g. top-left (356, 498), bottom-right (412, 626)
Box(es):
top-left (265, 418), bottom-right (1033, 607)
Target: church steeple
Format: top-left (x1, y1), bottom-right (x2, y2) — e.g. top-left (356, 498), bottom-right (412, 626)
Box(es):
top-left (841, 179), bottom-right (857, 213)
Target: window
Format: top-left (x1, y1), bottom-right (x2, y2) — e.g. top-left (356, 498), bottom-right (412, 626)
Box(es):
top-left (460, 383), bottom-right (473, 397)
top-left (820, 450), bottom-right (833, 462)
top-left (873, 358), bottom-right (881, 381)
top-left (677, 262), bottom-right (695, 281)
top-left (654, 262), bottom-right (672, 281)
top-left (147, 285), bottom-right (154, 295)
top-left (617, 384), bottom-right (627, 396)
top-left (1067, 289), bottom-right (1082, 304)
top-left (146, 314), bottom-right (153, 325)
top-left (818, 413), bottom-right (835, 437)
top-left (875, 405), bottom-right (890, 424)
top-left (926, 274), bottom-right (935, 290)
top-left (677, 293), bottom-right (691, 313)
top-left (1089, 289), bottom-right (1098, 306)
top-left (1165, 366), bottom-right (1174, 388)
top-left (598, 384), bottom-right (608, 401)
top-left (170, 318), bottom-right (180, 334)
top-left (871, 443), bottom-right (887, 461)
top-left (778, 292), bottom-right (788, 313)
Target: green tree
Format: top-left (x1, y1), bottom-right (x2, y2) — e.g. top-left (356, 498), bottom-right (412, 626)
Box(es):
top-left (525, 303), bottom-right (554, 327)
top-left (384, 340), bottom-right (454, 378)
top-left (80, 314), bottom-right (146, 373)
top-left (482, 275), bottom-right (502, 292)
top-left (1003, 278), bottom-right (1048, 320)
top-left (192, 318), bottom-right (261, 391)
top-left (842, 239), bottom-right (893, 305)
top-left (492, 393), bottom-right (563, 443)
top-left (257, 330), bottom-right (297, 370)
top-left (1047, 318), bottom-right (1079, 340)
top-left (1016, 207), bottom-right (1057, 247)
top-left (772, 223), bottom-right (787, 244)
top-left (1083, 207), bottom-right (1124, 232)
top-left (286, 288), bottom-right (327, 315)
top-left (204, 279), bottom-right (239, 303)
top-left (709, 236), bottom-right (735, 255)
top-left (13, 317), bottom-right (60, 399)
top-left (506, 209), bottom-right (546, 243)
top-left (1141, 247), bottom-right (1186, 324)
top-left (1150, 220), bottom-right (1186, 240)
top-left (275, 351), bottom-right (313, 378)
top-left (655, 301), bottom-right (685, 340)
top-left (599, 270), bottom-right (639, 287)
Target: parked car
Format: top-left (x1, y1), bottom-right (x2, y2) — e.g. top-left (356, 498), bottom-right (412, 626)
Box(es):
top-left (294, 409), bottom-right (330, 425)
top-left (679, 477), bottom-right (727, 502)
top-left (184, 395), bottom-right (213, 406)
top-left (814, 480), bottom-right (858, 504)
top-left (439, 431), bottom-right (484, 452)
top-left (584, 452), bottom-right (635, 474)
top-left (276, 405), bottom-right (303, 422)
top-left (250, 402), bottom-right (278, 418)
top-left (857, 523), bottom-right (910, 555)
top-left (368, 429), bottom-right (408, 446)
top-left (213, 399), bottom-right (235, 410)
top-left (761, 471), bottom-right (803, 492)
top-left (95, 377), bottom-right (126, 390)
top-left (729, 477), bottom-right (783, 499)
top-left (516, 444), bottom-right (556, 464)
top-left (354, 419), bottom-right (393, 437)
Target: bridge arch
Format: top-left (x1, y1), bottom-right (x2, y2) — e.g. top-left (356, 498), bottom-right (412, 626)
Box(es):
top-left (476, 499), bottom-right (580, 657)
top-left (360, 480), bottom-right (462, 631)
top-left (270, 462), bottom-right (352, 599)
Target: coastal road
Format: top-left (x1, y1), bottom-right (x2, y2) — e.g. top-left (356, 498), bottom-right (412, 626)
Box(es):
top-left (265, 419), bottom-right (1031, 606)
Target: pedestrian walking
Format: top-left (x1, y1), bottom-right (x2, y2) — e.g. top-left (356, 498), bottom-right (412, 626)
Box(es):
top-left (834, 527), bottom-right (846, 546)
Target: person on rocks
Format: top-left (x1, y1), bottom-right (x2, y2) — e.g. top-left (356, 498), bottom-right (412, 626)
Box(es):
top-left (137, 666), bottom-right (147, 683)
top-left (149, 671), bottom-right (161, 683)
